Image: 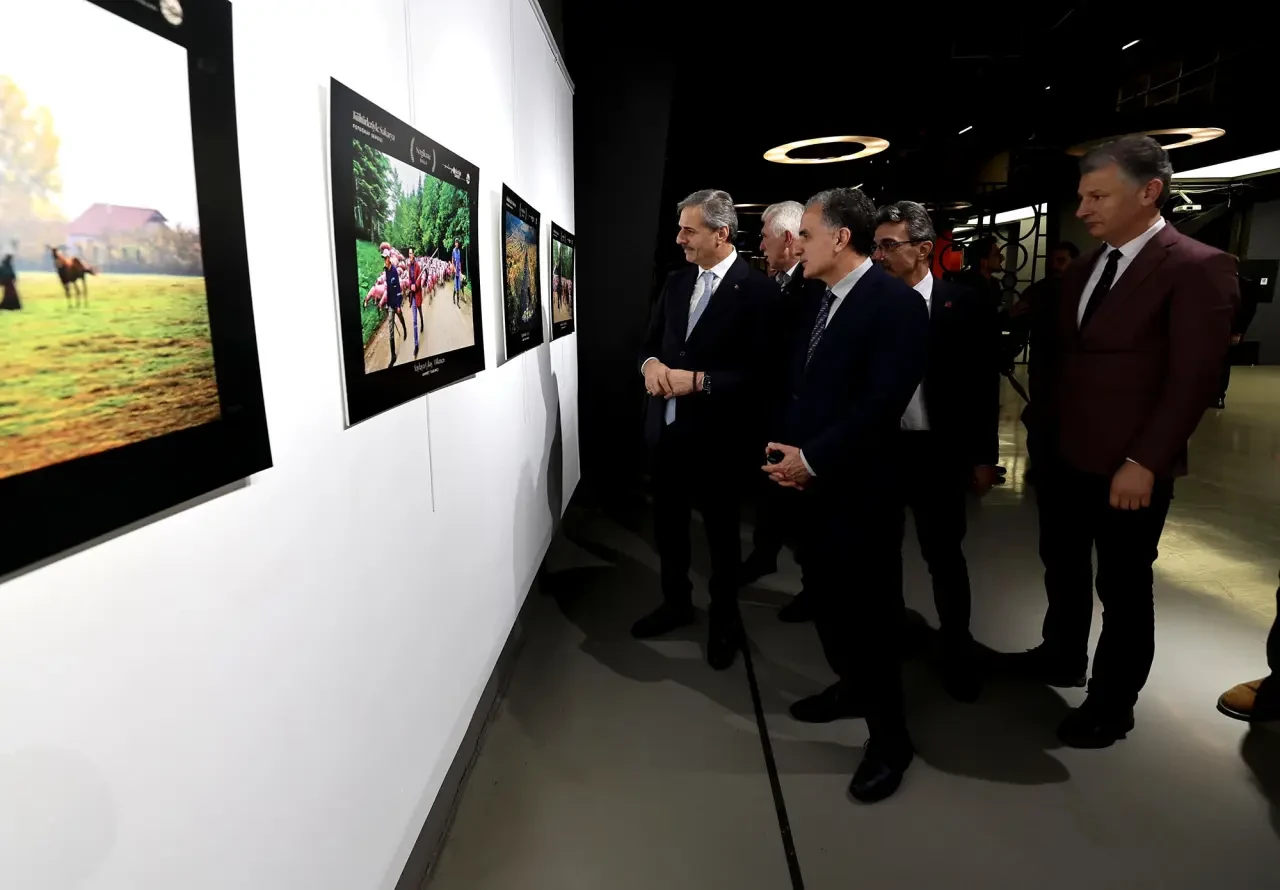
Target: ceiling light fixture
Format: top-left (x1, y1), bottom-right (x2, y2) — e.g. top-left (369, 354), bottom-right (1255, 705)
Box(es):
top-left (966, 203), bottom-right (1047, 226)
top-left (1065, 126), bottom-right (1225, 157)
top-left (1122, 39), bottom-right (1140, 50)
top-left (733, 203), bottom-right (767, 208)
top-left (958, 125), bottom-right (974, 135)
top-left (1174, 149), bottom-right (1280, 181)
top-left (1045, 85), bottom-right (1051, 90)
top-left (763, 135), bottom-right (889, 165)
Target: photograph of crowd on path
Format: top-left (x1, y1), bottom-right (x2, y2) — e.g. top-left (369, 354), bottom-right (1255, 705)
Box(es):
top-left (353, 141), bottom-right (475, 373)
top-left (551, 223), bottom-right (575, 338)
top-left (502, 186), bottom-right (542, 357)
top-left (0, 0), bottom-right (219, 482)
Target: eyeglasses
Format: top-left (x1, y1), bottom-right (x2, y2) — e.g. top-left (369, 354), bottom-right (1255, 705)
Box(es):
top-left (872, 239), bottom-right (922, 254)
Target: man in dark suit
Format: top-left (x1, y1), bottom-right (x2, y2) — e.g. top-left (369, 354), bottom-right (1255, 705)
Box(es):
top-left (764, 188), bottom-right (929, 803)
top-left (634, 189), bottom-right (779, 670)
top-left (1010, 136), bottom-right (1237, 747)
top-left (741, 200), bottom-right (828, 622)
top-left (872, 201), bottom-right (1001, 702)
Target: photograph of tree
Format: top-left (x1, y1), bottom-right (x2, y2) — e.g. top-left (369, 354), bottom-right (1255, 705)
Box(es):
top-left (330, 79), bottom-right (484, 425)
top-left (0, 0), bottom-right (218, 483)
top-left (502, 185), bottom-right (543, 358)
top-left (352, 141), bottom-right (475, 373)
top-left (550, 222), bottom-right (575, 339)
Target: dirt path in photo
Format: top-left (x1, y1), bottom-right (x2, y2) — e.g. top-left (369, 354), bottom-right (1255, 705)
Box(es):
top-left (363, 281), bottom-right (475, 372)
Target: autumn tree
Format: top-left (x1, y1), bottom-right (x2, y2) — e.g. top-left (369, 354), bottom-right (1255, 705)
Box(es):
top-left (0, 76), bottom-right (63, 262)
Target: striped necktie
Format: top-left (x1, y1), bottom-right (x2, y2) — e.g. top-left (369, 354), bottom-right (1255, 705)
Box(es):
top-left (805, 289), bottom-right (835, 368)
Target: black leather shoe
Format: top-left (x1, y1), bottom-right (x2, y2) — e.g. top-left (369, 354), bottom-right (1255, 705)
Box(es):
top-left (777, 589), bottom-right (815, 623)
top-left (789, 682), bottom-right (863, 723)
top-left (706, 618), bottom-right (741, 671)
top-left (1057, 699), bottom-right (1135, 748)
top-left (995, 645), bottom-right (1086, 688)
top-left (631, 603), bottom-right (695, 640)
top-left (740, 551), bottom-right (778, 585)
top-left (849, 742), bottom-right (913, 804)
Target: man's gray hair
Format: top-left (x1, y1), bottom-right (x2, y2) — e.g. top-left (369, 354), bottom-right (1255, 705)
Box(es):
top-left (761, 201), bottom-right (804, 237)
top-left (1080, 135), bottom-right (1173, 208)
top-left (875, 201), bottom-right (936, 243)
top-left (677, 189), bottom-right (738, 239)
top-left (805, 188), bottom-right (877, 256)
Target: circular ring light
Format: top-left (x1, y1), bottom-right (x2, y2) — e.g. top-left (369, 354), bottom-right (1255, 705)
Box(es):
top-left (764, 135), bottom-right (889, 165)
top-left (1066, 127), bottom-right (1224, 157)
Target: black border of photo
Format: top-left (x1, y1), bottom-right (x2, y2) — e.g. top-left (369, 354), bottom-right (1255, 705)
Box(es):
top-left (500, 184), bottom-right (544, 360)
top-left (330, 78), bottom-right (485, 425)
top-left (1, 0), bottom-right (272, 579)
top-left (549, 221), bottom-right (575, 339)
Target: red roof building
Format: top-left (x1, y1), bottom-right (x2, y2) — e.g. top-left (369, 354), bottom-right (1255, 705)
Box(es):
top-left (68, 204), bottom-right (167, 238)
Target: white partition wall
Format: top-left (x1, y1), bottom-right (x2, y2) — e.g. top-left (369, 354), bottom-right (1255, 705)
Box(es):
top-left (0, 2), bottom-right (576, 888)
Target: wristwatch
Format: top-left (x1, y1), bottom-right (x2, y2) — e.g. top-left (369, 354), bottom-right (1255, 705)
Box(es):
top-left (700, 371), bottom-right (711, 395)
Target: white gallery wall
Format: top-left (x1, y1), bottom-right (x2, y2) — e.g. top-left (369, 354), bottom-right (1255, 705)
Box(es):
top-left (0, 1), bottom-right (576, 888)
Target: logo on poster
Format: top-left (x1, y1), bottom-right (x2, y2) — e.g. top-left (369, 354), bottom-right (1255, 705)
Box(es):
top-left (160, 0), bottom-right (184, 25)
top-left (412, 138), bottom-right (433, 170)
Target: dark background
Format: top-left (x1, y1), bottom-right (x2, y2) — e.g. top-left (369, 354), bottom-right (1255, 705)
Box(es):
top-left (544, 0), bottom-right (1278, 497)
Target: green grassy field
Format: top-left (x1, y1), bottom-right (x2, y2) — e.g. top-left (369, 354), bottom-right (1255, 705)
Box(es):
top-left (0, 271), bottom-right (220, 480)
top-left (356, 239), bottom-right (387, 346)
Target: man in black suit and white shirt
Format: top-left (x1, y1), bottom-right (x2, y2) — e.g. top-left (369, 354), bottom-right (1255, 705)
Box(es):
top-left (873, 201), bottom-right (1001, 701)
top-left (634, 189), bottom-right (779, 670)
top-left (764, 188), bottom-right (929, 802)
top-left (742, 201), bottom-right (827, 621)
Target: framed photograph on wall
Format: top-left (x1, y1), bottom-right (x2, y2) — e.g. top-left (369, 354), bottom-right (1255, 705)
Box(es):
top-left (329, 79), bottom-right (484, 425)
top-left (501, 185), bottom-right (543, 359)
top-left (550, 223), bottom-right (575, 339)
top-left (0, 0), bottom-right (272, 578)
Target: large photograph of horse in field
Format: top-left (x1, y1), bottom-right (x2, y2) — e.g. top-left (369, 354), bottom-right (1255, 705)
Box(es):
top-left (501, 185), bottom-right (543, 359)
top-left (352, 142), bottom-right (475, 373)
top-left (0, 0), bottom-right (217, 482)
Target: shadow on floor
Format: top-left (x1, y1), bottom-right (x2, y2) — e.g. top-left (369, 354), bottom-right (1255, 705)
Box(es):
top-left (1243, 723), bottom-right (1280, 839)
top-left (548, 521), bottom-right (1073, 787)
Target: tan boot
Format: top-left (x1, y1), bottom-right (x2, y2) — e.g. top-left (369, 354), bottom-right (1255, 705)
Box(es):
top-left (1218, 678), bottom-right (1280, 722)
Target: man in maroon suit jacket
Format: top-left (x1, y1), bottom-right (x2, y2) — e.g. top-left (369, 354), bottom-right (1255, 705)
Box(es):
top-left (1010, 135), bottom-right (1237, 748)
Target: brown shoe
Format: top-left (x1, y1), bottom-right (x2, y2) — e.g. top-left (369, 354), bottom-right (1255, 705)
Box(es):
top-left (1217, 678), bottom-right (1280, 722)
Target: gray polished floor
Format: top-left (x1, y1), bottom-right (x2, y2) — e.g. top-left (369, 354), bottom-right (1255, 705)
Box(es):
top-left (427, 368), bottom-right (1280, 890)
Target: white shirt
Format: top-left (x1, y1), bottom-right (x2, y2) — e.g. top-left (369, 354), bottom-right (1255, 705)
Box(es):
top-left (1077, 216), bottom-right (1166, 326)
top-left (640, 250), bottom-right (737, 374)
top-left (799, 257), bottom-right (874, 475)
top-left (822, 256), bottom-right (873, 328)
top-left (901, 274), bottom-right (933, 431)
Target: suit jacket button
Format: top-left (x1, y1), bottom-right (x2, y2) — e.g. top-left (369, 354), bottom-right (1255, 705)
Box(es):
top-left (678, 350), bottom-right (686, 357)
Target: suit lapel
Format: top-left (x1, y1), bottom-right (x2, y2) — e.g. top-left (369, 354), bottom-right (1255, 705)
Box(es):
top-left (671, 266), bottom-right (695, 338)
top-left (1083, 224), bottom-right (1177, 335)
top-left (686, 256), bottom-right (747, 343)
top-left (805, 261), bottom-right (880, 376)
top-left (1062, 249), bottom-right (1103, 344)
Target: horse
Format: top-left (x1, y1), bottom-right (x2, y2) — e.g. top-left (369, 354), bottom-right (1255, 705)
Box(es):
top-left (50, 247), bottom-right (95, 308)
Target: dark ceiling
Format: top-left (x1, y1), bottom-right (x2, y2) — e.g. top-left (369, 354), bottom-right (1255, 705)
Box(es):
top-left (567, 1), bottom-right (1274, 220)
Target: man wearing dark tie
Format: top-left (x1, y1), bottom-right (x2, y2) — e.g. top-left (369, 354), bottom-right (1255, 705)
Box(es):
top-left (633, 189), bottom-right (778, 670)
top-left (764, 188), bottom-right (928, 802)
top-left (872, 201), bottom-right (1000, 702)
top-left (741, 200), bottom-right (827, 622)
top-left (1009, 136), bottom-right (1237, 747)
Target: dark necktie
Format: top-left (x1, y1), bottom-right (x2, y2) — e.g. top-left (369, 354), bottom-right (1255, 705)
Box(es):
top-left (1080, 248), bottom-right (1124, 329)
top-left (805, 289), bottom-right (835, 368)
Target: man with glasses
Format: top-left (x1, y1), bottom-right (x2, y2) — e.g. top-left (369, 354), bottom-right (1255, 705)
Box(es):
top-left (873, 202), bottom-right (1000, 702)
